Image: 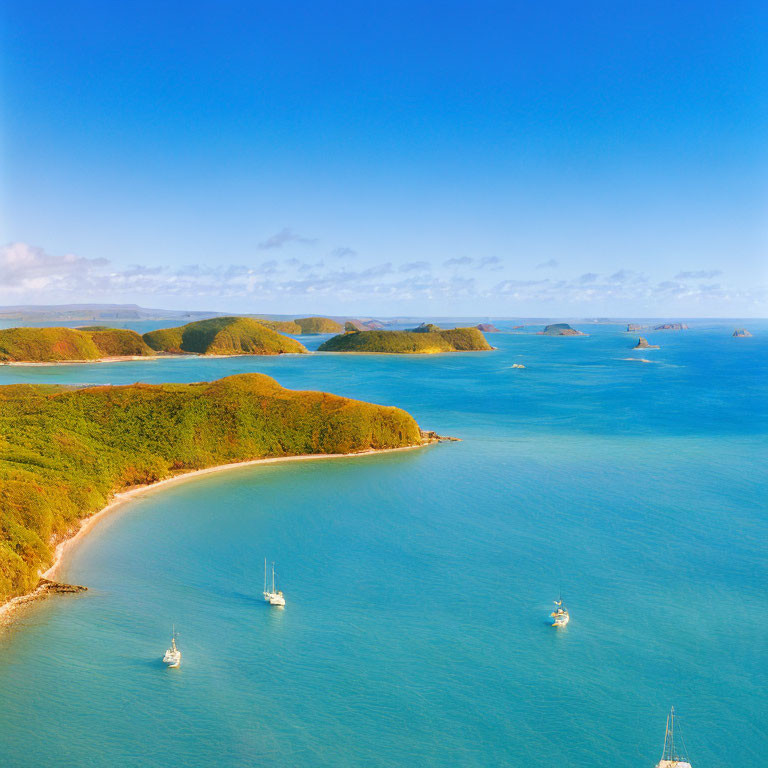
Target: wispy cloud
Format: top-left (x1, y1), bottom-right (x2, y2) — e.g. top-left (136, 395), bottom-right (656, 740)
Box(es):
top-left (536, 258), bottom-right (559, 269)
top-left (674, 269), bottom-right (723, 280)
top-left (444, 256), bottom-right (473, 267)
top-left (477, 256), bottom-right (503, 271)
top-left (258, 228), bottom-right (317, 250)
top-left (2, 243), bottom-right (764, 312)
top-left (329, 246), bottom-right (357, 259)
top-left (399, 261), bottom-right (430, 272)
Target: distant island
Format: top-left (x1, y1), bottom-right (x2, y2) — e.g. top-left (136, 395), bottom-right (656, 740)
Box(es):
top-left (537, 323), bottom-right (586, 336)
top-left (0, 326), bottom-right (155, 363)
top-left (0, 373), bottom-right (425, 607)
top-left (258, 316), bottom-right (344, 334)
top-left (627, 323), bottom-right (646, 332)
top-left (654, 323), bottom-right (688, 330)
top-left (142, 317), bottom-right (307, 356)
top-left (411, 322), bottom-right (442, 333)
top-left (318, 327), bottom-right (493, 353)
top-left (345, 319), bottom-right (385, 332)
top-left (633, 337), bottom-right (659, 350)
top-left (476, 323), bottom-right (499, 332)
top-left (732, 328), bottom-right (752, 337)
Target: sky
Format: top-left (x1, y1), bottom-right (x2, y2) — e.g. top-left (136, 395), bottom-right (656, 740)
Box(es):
top-left (1, 1), bottom-right (766, 317)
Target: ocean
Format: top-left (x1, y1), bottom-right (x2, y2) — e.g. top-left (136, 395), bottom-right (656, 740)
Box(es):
top-left (0, 322), bottom-right (765, 767)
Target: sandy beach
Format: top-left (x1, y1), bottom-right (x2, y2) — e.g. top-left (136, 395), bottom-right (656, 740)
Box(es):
top-left (0, 442), bottom-right (429, 626)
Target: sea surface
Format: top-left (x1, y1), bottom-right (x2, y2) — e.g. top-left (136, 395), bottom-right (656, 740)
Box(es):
top-left (0, 322), bottom-right (766, 767)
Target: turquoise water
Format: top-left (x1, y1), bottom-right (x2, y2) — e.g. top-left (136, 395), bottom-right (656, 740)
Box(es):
top-left (1, 324), bottom-right (766, 767)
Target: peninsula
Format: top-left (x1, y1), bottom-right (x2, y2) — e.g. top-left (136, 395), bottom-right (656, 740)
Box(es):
top-left (318, 327), bottom-right (493, 353)
top-left (0, 373), bottom-right (424, 607)
top-left (0, 326), bottom-right (155, 363)
top-left (142, 316), bottom-right (307, 355)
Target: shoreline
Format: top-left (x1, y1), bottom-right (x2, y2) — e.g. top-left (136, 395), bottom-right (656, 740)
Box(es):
top-left (0, 443), bottom-right (430, 627)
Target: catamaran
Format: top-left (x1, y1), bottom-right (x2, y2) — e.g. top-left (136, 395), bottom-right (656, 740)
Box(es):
top-left (162, 626), bottom-right (181, 668)
top-left (263, 558), bottom-right (286, 607)
top-left (655, 707), bottom-right (693, 768)
top-left (550, 594), bottom-right (570, 627)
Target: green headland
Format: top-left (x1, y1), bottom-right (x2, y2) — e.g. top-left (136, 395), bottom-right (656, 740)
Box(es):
top-left (142, 316), bottom-right (307, 355)
top-left (318, 327), bottom-right (493, 353)
top-left (0, 373), bottom-right (422, 604)
top-left (0, 326), bottom-right (155, 363)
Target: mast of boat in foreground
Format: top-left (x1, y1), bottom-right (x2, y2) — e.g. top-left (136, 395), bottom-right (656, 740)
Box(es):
top-left (655, 707), bottom-right (692, 768)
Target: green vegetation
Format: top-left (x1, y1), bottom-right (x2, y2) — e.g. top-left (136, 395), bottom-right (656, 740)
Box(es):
top-left (410, 323), bottom-right (442, 333)
top-left (318, 328), bottom-right (493, 353)
top-left (142, 317), bottom-right (307, 355)
top-left (0, 373), bottom-right (421, 603)
top-left (0, 326), bottom-right (154, 363)
top-left (538, 323), bottom-right (586, 336)
top-left (257, 319), bottom-right (303, 334)
top-left (294, 317), bottom-right (344, 334)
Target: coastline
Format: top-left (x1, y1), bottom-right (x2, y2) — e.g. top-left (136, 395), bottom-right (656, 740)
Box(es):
top-left (0, 442), bottom-right (430, 627)
top-left (0, 351), bottom-right (309, 367)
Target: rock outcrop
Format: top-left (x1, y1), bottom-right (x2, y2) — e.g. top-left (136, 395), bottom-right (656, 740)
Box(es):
top-left (476, 323), bottom-right (499, 332)
top-left (627, 323), bottom-right (646, 332)
top-left (654, 323), bottom-right (688, 330)
top-left (732, 329), bottom-right (752, 337)
top-left (633, 337), bottom-right (659, 350)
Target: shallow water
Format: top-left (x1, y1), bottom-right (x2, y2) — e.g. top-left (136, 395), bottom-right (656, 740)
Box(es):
top-left (1, 323), bottom-right (766, 767)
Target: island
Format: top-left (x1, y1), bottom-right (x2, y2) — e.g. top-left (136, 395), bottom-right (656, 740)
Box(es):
top-left (411, 322), bottom-right (442, 333)
top-left (654, 323), bottom-right (688, 330)
top-left (633, 337), bottom-right (659, 350)
top-left (627, 323), bottom-right (646, 332)
top-left (0, 326), bottom-right (156, 363)
top-left (0, 373), bottom-right (426, 607)
top-left (537, 323), bottom-right (586, 336)
top-left (259, 316), bottom-right (343, 334)
top-left (732, 329), bottom-right (752, 337)
top-left (345, 318), bottom-right (385, 331)
top-left (318, 327), bottom-right (493, 353)
top-left (476, 323), bottom-right (499, 332)
top-left (142, 316), bottom-right (307, 355)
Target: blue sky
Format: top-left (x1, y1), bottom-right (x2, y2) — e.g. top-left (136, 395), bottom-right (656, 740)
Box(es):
top-left (1, 1), bottom-right (766, 316)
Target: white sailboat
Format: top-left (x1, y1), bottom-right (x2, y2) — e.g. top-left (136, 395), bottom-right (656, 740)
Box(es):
top-left (655, 707), bottom-right (693, 768)
top-left (550, 594), bottom-right (570, 627)
top-left (162, 626), bottom-right (181, 668)
top-left (263, 558), bottom-right (286, 607)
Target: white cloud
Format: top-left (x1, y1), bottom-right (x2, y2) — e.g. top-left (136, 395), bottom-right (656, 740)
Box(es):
top-left (1, 243), bottom-right (764, 313)
top-left (674, 269), bottom-right (723, 280)
top-left (536, 258), bottom-right (559, 269)
top-left (257, 228), bottom-right (317, 250)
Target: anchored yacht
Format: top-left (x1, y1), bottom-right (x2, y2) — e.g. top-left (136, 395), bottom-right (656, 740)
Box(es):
top-left (162, 627), bottom-right (181, 668)
top-left (550, 595), bottom-right (570, 627)
top-left (655, 707), bottom-right (692, 767)
top-left (263, 558), bottom-right (286, 607)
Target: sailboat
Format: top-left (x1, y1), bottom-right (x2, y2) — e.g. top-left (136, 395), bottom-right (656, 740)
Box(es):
top-left (162, 626), bottom-right (181, 668)
top-left (263, 558), bottom-right (286, 607)
top-left (655, 707), bottom-right (693, 767)
top-left (550, 594), bottom-right (570, 627)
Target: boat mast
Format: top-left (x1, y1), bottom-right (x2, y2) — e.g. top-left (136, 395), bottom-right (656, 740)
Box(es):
top-left (272, 562), bottom-right (276, 594)
top-left (662, 707), bottom-right (677, 761)
top-left (264, 558), bottom-right (267, 594)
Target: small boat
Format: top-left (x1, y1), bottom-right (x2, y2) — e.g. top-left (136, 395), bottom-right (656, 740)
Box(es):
top-left (655, 707), bottom-right (693, 767)
top-left (550, 594), bottom-right (570, 627)
top-left (263, 558), bottom-right (286, 607)
top-left (163, 626), bottom-right (181, 668)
